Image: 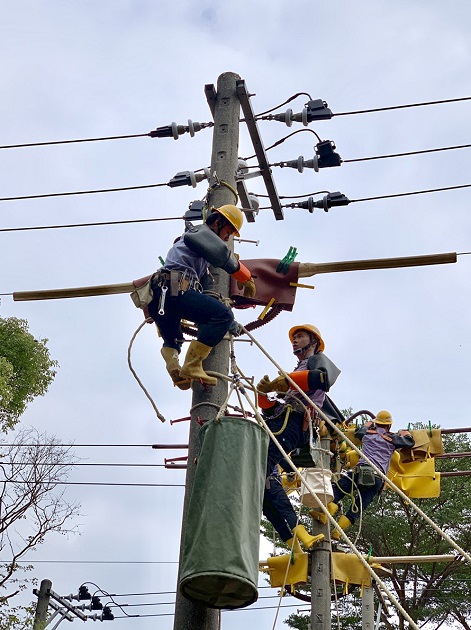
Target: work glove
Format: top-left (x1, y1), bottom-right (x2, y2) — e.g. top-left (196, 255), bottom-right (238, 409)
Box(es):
top-left (228, 320), bottom-right (244, 337)
top-left (237, 276), bottom-right (256, 298)
top-left (256, 374), bottom-right (289, 394)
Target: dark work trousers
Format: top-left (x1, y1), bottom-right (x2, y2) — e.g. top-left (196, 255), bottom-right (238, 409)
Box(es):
top-left (263, 410), bottom-right (309, 542)
top-left (148, 285), bottom-right (234, 352)
top-left (332, 469), bottom-right (384, 523)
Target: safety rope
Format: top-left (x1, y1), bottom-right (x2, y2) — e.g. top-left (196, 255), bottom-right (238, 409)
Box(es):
top-left (127, 320), bottom-right (166, 423)
top-left (238, 387), bottom-right (421, 630)
top-left (241, 326), bottom-right (471, 567)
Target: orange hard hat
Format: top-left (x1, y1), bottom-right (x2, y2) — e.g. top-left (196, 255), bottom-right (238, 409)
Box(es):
top-left (288, 324), bottom-right (325, 352)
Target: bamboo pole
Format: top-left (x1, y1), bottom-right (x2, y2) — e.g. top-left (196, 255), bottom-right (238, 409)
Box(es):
top-left (13, 282), bottom-right (134, 301)
top-left (12, 251), bottom-right (458, 302)
top-left (298, 252), bottom-right (457, 278)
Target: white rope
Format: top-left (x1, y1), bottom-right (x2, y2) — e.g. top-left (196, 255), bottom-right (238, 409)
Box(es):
top-left (238, 387), bottom-right (421, 630)
top-left (127, 320), bottom-right (166, 423)
top-left (242, 326), bottom-right (471, 566)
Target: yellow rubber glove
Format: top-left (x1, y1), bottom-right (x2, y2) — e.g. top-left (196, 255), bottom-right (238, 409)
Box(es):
top-left (257, 375), bottom-right (273, 393)
top-left (269, 374), bottom-right (289, 393)
top-left (237, 277), bottom-right (256, 298)
top-left (257, 374), bottom-right (289, 394)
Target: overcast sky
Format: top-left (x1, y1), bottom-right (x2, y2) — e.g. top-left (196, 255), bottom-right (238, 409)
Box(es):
top-left (1, 1), bottom-right (471, 628)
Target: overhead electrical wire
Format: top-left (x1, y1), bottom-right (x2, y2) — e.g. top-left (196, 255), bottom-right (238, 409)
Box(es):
top-left (1, 181), bottom-right (471, 237)
top-left (334, 95), bottom-right (471, 117)
top-left (343, 142), bottom-right (471, 163)
top-left (2, 95), bottom-right (470, 151)
top-left (0, 216), bottom-right (183, 233)
top-left (0, 181), bottom-right (168, 202)
top-left (8, 480), bottom-right (184, 487)
top-left (0, 132), bottom-right (151, 149)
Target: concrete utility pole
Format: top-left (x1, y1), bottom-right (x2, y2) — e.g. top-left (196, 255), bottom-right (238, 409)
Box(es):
top-left (310, 436), bottom-right (332, 630)
top-left (172, 71), bottom-right (241, 630)
top-left (33, 579), bottom-right (52, 630)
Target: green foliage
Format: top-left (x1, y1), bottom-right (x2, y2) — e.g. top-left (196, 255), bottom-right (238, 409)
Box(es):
top-left (0, 317), bottom-right (58, 432)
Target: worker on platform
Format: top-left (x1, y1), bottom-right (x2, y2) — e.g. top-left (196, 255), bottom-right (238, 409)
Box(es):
top-left (148, 205), bottom-right (255, 389)
top-left (257, 324), bottom-right (343, 552)
top-left (324, 410), bottom-right (414, 541)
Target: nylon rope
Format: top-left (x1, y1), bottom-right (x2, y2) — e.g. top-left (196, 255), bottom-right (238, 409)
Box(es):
top-left (127, 319), bottom-right (166, 423)
top-left (208, 340), bottom-right (419, 629)
top-left (241, 326), bottom-right (471, 567)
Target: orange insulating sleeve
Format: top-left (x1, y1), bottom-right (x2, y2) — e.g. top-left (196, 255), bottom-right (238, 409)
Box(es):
top-left (288, 371), bottom-right (309, 391)
top-left (258, 394), bottom-right (276, 410)
top-left (231, 261), bottom-right (251, 284)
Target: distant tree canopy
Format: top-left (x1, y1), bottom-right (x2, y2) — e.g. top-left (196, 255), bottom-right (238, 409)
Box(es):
top-left (0, 317), bottom-right (58, 431)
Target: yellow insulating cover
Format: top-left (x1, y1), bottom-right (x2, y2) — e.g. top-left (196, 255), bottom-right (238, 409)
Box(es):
top-left (387, 451), bottom-right (441, 498)
top-left (331, 553), bottom-right (373, 592)
top-left (342, 426), bottom-right (361, 447)
top-left (344, 449), bottom-right (360, 469)
top-left (399, 429), bottom-right (443, 463)
top-left (265, 553), bottom-right (309, 588)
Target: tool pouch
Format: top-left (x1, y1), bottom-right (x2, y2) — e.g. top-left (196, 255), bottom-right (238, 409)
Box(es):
top-left (357, 465), bottom-right (376, 487)
top-left (131, 274), bottom-right (154, 309)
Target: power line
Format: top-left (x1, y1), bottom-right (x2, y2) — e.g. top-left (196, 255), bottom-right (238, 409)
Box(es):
top-left (8, 481), bottom-right (184, 487)
top-left (0, 132), bottom-right (150, 149)
top-left (0, 216), bottom-right (183, 233)
top-left (0, 181), bottom-right (168, 202)
top-left (334, 95), bottom-right (471, 117)
top-left (343, 142), bottom-right (471, 163)
top-left (5, 462), bottom-right (171, 468)
top-left (2, 95), bottom-right (470, 152)
top-left (352, 182), bottom-right (471, 204)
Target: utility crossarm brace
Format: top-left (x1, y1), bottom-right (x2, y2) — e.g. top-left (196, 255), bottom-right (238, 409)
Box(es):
top-left (205, 82), bottom-right (256, 222)
top-left (236, 79), bottom-right (284, 220)
top-left (46, 590), bottom-right (87, 622)
top-left (12, 251), bottom-right (457, 302)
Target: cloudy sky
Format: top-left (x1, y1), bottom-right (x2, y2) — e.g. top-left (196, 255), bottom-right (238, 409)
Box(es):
top-left (1, 1), bottom-right (471, 628)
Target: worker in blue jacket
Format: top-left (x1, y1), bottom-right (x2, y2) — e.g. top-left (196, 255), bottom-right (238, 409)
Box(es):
top-left (327, 410), bottom-right (415, 540)
top-left (257, 324), bottom-right (342, 552)
top-left (148, 205), bottom-right (255, 389)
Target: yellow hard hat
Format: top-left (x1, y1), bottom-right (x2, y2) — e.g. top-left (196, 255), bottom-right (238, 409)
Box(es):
top-left (211, 204), bottom-right (243, 237)
top-left (374, 410), bottom-right (393, 426)
top-left (288, 324), bottom-right (325, 352)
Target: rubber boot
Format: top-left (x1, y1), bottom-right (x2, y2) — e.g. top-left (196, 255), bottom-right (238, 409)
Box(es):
top-left (179, 340), bottom-right (218, 386)
top-left (286, 536), bottom-right (303, 554)
top-left (291, 524), bottom-right (324, 550)
top-left (332, 515), bottom-right (352, 541)
top-left (161, 347), bottom-right (191, 390)
top-left (309, 501), bottom-right (338, 525)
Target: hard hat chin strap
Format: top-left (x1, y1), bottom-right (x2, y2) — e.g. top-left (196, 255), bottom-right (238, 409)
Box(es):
top-left (293, 338), bottom-right (317, 356)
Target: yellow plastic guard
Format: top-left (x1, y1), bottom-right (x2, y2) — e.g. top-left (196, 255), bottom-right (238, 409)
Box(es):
top-left (388, 452), bottom-right (441, 498)
top-left (332, 552), bottom-right (373, 592)
top-left (265, 553), bottom-right (309, 588)
top-left (399, 429), bottom-right (443, 463)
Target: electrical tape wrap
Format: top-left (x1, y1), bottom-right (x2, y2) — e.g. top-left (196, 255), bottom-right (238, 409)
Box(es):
top-left (179, 417), bottom-right (269, 609)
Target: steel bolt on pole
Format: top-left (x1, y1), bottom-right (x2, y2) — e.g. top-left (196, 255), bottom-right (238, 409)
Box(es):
top-left (172, 71), bottom-right (241, 630)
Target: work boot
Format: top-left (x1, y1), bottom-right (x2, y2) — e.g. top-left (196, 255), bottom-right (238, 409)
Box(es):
top-left (161, 347), bottom-right (191, 390)
top-left (285, 536), bottom-right (303, 554)
top-left (291, 524), bottom-right (324, 550)
top-left (332, 515), bottom-right (352, 541)
top-left (180, 340), bottom-right (218, 386)
top-left (309, 501), bottom-right (338, 525)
